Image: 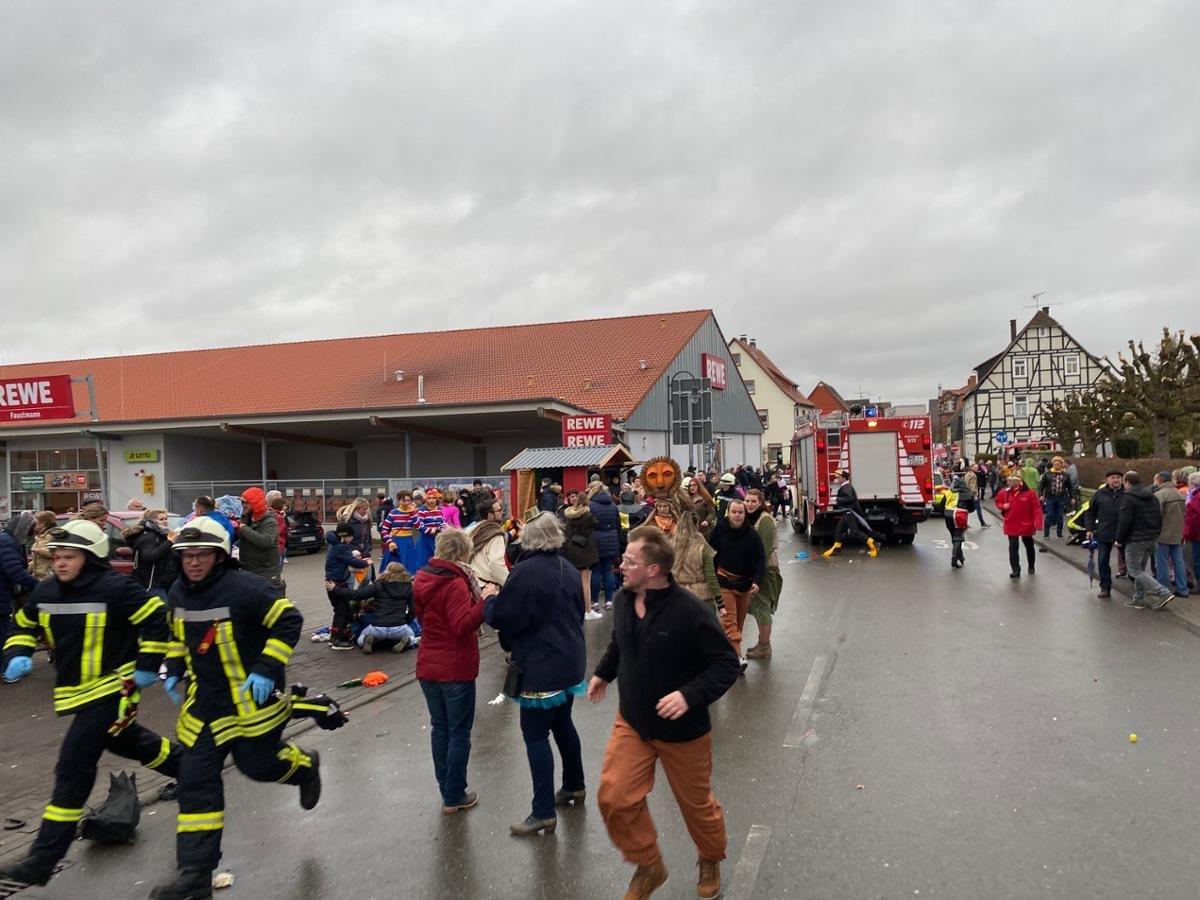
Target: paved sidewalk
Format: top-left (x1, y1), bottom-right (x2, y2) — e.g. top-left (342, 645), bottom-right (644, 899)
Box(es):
top-left (981, 501), bottom-right (1200, 637)
top-left (0, 551), bottom-right (468, 864)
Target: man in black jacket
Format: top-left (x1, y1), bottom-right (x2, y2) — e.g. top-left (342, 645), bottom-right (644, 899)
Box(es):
top-left (589, 527), bottom-right (739, 900)
top-left (1116, 471), bottom-right (1174, 610)
top-left (1085, 470), bottom-right (1124, 598)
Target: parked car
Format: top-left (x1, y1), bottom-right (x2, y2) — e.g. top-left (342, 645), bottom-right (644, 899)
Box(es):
top-left (286, 511), bottom-right (324, 554)
top-left (54, 510), bottom-right (186, 575)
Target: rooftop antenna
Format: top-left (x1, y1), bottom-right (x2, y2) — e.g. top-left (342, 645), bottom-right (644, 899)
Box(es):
top-left (1024, 291), bottom-right (1046, 311)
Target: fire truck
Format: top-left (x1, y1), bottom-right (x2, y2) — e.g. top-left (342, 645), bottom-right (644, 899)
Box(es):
top-left (789, 410), bottom-right (934, 544)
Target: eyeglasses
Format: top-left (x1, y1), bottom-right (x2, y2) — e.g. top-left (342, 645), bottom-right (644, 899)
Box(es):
top-left (180, 550), bottom-right (217, 561)
top-left (620, 555), bottom-right (647, 568)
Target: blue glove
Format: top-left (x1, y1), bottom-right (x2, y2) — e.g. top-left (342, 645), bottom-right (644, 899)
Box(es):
top-left (4, 656), bottom-right (33, 683)
top-left (241, 673), bottom-right (275, 706)
top-left (132, 669), bottom-right (159, 690)
top-left (164, 675), bottom-right (183, 705)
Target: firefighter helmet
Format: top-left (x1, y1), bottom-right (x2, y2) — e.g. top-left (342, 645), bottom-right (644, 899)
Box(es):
top-left (172, 516), bottom-right (231, 556)
top-left (46, 519), bottom-right (109, 559)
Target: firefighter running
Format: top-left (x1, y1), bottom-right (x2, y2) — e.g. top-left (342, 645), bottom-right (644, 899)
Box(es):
top-left (149, 517), bottom-right (321, 900)
top-left (823, 470), bottom-right (884, 558)
top-left (0, 519), bottom-right (182, 889)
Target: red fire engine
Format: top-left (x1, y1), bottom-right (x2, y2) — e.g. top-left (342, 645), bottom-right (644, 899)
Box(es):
top-left (789, 411), bottom-right (934, 544)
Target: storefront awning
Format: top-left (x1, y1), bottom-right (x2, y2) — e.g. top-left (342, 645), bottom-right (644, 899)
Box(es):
top-left (500, 444), bottom-right (635, 472)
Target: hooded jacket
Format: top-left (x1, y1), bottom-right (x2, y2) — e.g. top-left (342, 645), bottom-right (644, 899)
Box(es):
top-left (1116, 484), bottom-right (1162, 545)
top-left (126, 519), bottom-right (180, 590)
top-left (1155, 484), bottom-right (1185, 545)
top-left (484, 549), bottom-right (586, 694)
top-left (1, 515), bottom-right (38, 611)
top-left (1000, 484), bottom-right (1043, 537)
top-left (413, 559), bottom-right (485, 682)
top-left (588, 490), bottom-right (621, 558)
top-left (325, 531), bottom-right (370, 584)
top-left (237, 487), bottom-right (280, 579)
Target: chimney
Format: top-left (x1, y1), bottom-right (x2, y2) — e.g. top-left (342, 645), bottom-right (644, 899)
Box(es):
top-left (417, 374), bottom-right (426, 404)
top-left (1009, 319), bottom-right (1017, 341)
top-left (749, 337), bottom-right (757, 348)
top-left (1041, 306), bottom-right (1049, 314)
top-left (968, 374), bottom-right (977, 387)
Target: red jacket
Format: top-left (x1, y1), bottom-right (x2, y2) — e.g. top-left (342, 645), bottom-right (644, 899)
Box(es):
top-left (274, 509), bottom-right (287, 554)
top-left (1184, 490), bottom-right (1200, 543)
top-left (413, 559), bottom-right (485, 682)
top-left (999, 485), bottom-right (1043, 537)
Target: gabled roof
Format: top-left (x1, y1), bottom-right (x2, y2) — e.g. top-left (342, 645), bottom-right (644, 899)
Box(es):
top-left (501, 444), bottom-right (635, 472)
top-left (807, 381), bottom-right (849, 414)
top-left (729, 338), bottom-right (815, 408)
top-left (0, 310), bottom-right (712, 430)
top-left (966, 309), bottom-right (1105, 398)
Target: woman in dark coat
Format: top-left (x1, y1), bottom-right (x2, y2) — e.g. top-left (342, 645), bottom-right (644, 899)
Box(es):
top-left (484, 511), bottom-right (587, 836)
top-left (562, 494), bottom-right (600, 619)
top-left (588, 486), bottom-right (621, 610)
top-left (125, 508), bottom-right (179, 595)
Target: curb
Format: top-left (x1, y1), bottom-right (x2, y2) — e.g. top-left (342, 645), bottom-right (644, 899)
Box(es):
top-left (983, 503), bottom-right (1200, 641)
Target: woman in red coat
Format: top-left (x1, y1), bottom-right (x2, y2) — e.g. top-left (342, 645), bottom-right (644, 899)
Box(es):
top-left (999, 474), bottom-right (1044, 578)
top-left (413, 529), bottom-right (498, 814)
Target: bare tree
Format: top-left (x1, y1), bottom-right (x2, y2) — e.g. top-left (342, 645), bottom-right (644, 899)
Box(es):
top-left (1099, 329), bottom-right (1200, 457)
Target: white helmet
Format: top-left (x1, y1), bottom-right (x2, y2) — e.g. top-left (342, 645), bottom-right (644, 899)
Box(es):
top-left (46, 519), bottom-right (110, 559)
top-left (172, 516), bottom-right (231, 556)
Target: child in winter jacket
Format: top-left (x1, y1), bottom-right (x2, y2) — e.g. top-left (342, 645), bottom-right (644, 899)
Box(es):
top-left (349, 563), bottom-right (418, 654)
top-left (325, 523), bottom-right (372, 650)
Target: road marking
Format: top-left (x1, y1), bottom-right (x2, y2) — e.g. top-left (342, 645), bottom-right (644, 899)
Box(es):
top-left (728, 824), bottom-right (772, 899)
top-left (783, 655), bottom-right (828, 748)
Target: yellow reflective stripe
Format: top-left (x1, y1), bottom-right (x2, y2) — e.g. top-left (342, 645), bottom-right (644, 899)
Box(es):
top-left (208, 697), bottom-right (292, 745)
top-left (4, 635), bottom-right (37, 650)
top-left (37, 612), bottom-right (56, 649)
top-left (166, 642), bottom-right (189, 659)
top-left (129, 596), bottom-right (164, 625)
top-left (15, 607), bottom-right (37, 629)
top-left (261, 638), bottom-right (292, 666)
top-left (262, 598), bottom-right (294, 629)
top-left (276, 742), bottom-right (305, 782)
top-left (81, 612), bottom-right (105, 682)
top-left (172, 618), bottom-right (185, 640)
top-left (44, 805), bottom-right (84, 823)
top-left (148, 737), bottom-right (172, 770)
top-left (215, 622), bottom-right (254, 717)
top-left (139, 640), bottom-right (170, 655)
top-left (177, 811), bottom-right (224, 832)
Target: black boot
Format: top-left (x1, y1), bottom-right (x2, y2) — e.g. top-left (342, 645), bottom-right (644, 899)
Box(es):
top-left (0, 853), bottom-right (58, 886)
top-left (299, 751), bottom-right (321, 810)
top-left (149, 868), bottom-right (213, 899)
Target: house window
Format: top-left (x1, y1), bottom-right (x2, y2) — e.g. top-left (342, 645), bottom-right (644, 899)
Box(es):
top-left (1014, 395), bottom-right (1029, 418)
top-left (731, 352), bottom-right (741, 366)
top-left (1035, 326), bottom-right (1049, 338)
top-left (1012, 358), bottom-right (1028, 379)
top-left (767, 443), bottom-right (783, 464)
top-left (757, 409), bottom-right (769, 428)
top-left (1063, 354), bottom-right (1080, 376)
top-left (744, 379), bottom-right (755, 394)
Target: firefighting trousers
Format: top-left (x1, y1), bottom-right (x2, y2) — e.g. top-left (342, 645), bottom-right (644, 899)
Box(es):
top-left (175, 723), bottom-right (314, 870)
top-left (32, 695), bottom-right (180, 862)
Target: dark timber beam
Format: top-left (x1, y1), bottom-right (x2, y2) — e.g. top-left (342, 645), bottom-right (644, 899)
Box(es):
top-left (369, 416), bottom-right (483, 445)
top-left (219, 423), bottom-right (353, 450)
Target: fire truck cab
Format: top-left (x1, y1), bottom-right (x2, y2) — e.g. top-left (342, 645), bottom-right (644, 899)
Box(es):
top-left (789, 410), bottom-right (934, 545)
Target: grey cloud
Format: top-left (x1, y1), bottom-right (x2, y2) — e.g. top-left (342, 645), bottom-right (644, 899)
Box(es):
top-left (2, 1), bottom-right (1197, 401)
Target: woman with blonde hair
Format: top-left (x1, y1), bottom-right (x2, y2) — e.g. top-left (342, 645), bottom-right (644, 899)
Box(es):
top-left (28, 511), bottom-right (58, 580)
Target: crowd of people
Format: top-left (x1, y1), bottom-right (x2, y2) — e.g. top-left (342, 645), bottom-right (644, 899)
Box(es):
top-left (0, 457), bottom-right (793, 899)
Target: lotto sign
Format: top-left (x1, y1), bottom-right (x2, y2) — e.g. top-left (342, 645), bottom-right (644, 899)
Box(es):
top-left (701, 353), bottom-right (727, 390)
top-left (562, 414), bottom-right (612, 448)
top-left (0, 375), bottom-right (75, 423)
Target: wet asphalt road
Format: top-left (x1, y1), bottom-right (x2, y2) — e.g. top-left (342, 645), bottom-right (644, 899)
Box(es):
top-left (15, 521), bottom-right (1200, 899)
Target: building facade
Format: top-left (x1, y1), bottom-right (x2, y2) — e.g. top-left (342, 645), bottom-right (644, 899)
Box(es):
top-left (954, 308), bottom-right (1105, 459)
top-left (727, 337), bottom-right (816, 466)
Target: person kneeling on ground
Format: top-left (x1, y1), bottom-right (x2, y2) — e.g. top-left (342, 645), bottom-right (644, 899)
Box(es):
top-left (325, 522), bottom-right (371, 650)
top-left (323, 562), bottom-right (418, 654)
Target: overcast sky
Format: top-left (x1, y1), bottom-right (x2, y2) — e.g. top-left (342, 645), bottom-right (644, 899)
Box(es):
top-left (3, 1), bottom-right (1197, 403)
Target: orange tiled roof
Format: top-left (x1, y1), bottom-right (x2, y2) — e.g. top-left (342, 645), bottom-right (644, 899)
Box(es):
top-left (731, 338), bottom-right (814, 408)
top-left (0, 310), bottom-right (712, 429)
top-left (807, 381), bottom-right (849, 414)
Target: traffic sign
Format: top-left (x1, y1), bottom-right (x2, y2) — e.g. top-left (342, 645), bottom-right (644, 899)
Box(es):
top-left (994, 431), bottom-right (1009, 444)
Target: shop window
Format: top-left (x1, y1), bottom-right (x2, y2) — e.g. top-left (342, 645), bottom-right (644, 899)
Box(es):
top-left (10, 449), bottom-right (37, 471)
top-left (37, 448), bottom-right (79, 470)
top-left (79, 448), bottom-right (100, 469)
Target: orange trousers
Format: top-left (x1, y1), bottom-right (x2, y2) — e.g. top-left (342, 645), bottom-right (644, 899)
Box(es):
top-left (719, 587), bottom-right (751, 657)
top-left (597, 714), bottom-right (727, 866)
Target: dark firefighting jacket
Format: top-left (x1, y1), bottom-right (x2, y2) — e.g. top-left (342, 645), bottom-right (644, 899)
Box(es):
top-left (2, 560), bottom-right (170, 715)
top-left (164, 563), bottom-right (302, 747)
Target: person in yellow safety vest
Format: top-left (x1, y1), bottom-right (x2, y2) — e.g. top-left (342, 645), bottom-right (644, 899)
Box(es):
top-left (149, 516), bottom-right (320, 900)
top-left (0, 519), bottom-right (181, 889)
top-left (1066, 495), bottom-right (1092, 545)
top-left (940, 475), bottom-right (976, 569)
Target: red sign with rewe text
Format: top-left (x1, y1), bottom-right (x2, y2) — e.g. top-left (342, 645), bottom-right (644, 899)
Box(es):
top-left (701, 353), bottom-right (727, 390)
top-left (0, 375), bottom-right (76, 423)
top-left (562, 414), bottom-right (612, 448)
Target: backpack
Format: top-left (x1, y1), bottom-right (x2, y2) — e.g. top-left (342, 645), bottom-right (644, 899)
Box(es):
top-left (79, 771), bottom-right (140, 844)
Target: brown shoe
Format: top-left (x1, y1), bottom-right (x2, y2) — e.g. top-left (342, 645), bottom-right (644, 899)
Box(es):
top-left (1097, 591), bottom-right (1111, 599)
top-left (624, 860), bottom-right (669, 899)
top-left (746, 643), bottom-right (772, 660)
top-left (697, 857), bottom-right (722, 899)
